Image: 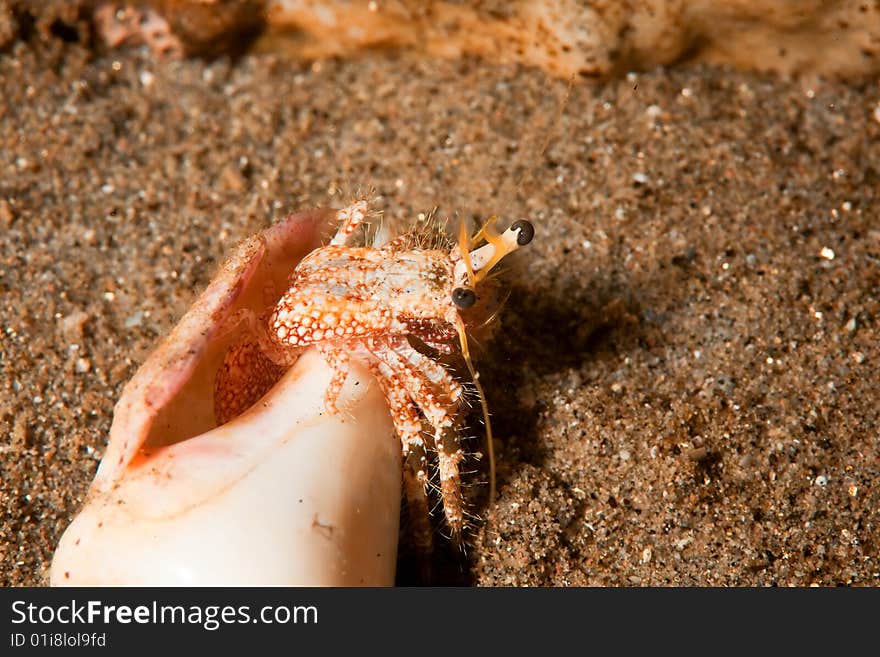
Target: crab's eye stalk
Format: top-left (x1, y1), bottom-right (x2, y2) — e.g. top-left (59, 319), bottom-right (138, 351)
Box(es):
top-left (453, 217), bottom-right (536, 287)
top-left (511, 220), bottom-right (534, 246)
top-left (452, 287), bottom-right (477, 309)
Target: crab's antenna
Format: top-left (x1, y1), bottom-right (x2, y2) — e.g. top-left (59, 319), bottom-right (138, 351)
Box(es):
top-left (471, 287), bottom-right (512, 332)
top-left (454, 315), bottom-right (496, 506)
top-left (450, 219), bottom-right (535, 510)
top-left (457, 217), bottom-right (477, 288)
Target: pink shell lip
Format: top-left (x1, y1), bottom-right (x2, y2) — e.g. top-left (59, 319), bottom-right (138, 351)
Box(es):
top-left (93, 208), bottom-right (338, 492)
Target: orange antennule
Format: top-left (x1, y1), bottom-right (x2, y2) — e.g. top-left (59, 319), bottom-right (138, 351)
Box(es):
top-left (472, 219), bottom-right (509, 284)
top-left (457, 218), bottom-right (476, 288)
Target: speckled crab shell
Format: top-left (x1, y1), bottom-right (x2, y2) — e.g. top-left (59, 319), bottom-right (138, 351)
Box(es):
top-left (51, 210), bottom-right (401, 586)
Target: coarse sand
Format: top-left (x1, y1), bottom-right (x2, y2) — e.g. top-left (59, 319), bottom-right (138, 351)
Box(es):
top-left (1, 35), bottom-right (878, 585)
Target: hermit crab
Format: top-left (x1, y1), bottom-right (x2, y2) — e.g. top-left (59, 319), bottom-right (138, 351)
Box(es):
top-left (51, 202), bottom-right (533, 585)
top-left (218, 200), bottom-right (533, 549)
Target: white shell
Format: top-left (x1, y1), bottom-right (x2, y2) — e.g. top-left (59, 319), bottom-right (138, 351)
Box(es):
top-left (50, 210), bottom-right (401, 586)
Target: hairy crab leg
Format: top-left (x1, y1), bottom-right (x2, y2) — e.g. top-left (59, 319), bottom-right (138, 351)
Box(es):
top-left (316, 343), bottom-right (351, 415)
top-left (368, 362), bottom-right (434, 561)
top-left (370, 338), bottom-right (466, 541)
top-left (390, 338), bottom-right (463, 403)
top-left (329, 200), bottom-right (369, 246)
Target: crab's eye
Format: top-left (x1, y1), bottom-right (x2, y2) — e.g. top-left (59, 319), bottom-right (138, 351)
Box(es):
top-left (451, 287), bottom-right (477, 309)
top-left (511, 220), bottom-right (535, 246)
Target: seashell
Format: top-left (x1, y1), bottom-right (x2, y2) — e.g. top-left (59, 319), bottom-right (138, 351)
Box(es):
top-left (50, 210), bottom-right (401, 586)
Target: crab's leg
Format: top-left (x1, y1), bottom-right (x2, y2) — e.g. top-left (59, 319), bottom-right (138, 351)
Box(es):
top-left (370, 339), bottom-right (465, 542)
top-left (391, 338), bottom-right (463, 404)
top-left (368, 361), bottom-right (434, 562)
top-left (316, 343), bottom-right (350, 415)
top-left (329, 201), bottom-right (369, 246)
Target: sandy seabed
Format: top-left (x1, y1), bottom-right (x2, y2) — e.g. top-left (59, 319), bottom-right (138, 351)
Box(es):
top-left (1, 34), bottom-right (878, 585)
